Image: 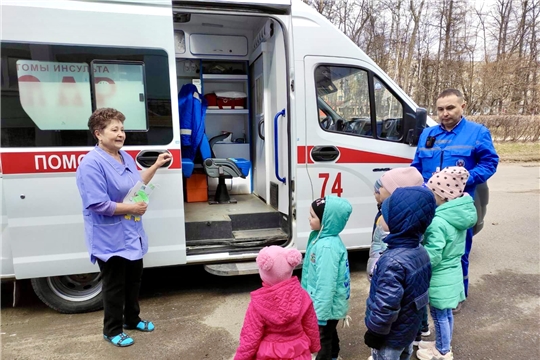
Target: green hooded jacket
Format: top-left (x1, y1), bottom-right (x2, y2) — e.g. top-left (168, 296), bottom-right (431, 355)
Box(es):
top-left (301, 196), bottom-right (352, 321)
top-left (423, 195), bottom-right (477, 309)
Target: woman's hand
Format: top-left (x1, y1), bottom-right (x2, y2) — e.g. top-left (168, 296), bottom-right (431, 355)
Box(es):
top-left (131, 202), bottom-right (148, 216)
top-left (141, 152), bottom-right (172, 185)
top-left (153, 152), bottom-right (172, 168)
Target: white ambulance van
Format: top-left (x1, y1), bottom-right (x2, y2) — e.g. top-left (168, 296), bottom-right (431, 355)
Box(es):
top-left (1, 0), bottom-right (433, 313)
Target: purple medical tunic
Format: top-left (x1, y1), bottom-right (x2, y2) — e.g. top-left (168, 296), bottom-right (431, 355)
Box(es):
top-left (76, 146), bottom-right (148, 264)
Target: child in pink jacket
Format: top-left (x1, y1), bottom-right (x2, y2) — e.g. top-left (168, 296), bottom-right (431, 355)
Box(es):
top-left (234, 246), bottom-right (321, 360)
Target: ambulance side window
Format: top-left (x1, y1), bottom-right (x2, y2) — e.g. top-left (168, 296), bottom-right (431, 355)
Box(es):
top-left (314, 65), bottom-right (405, 141)
top-left (0, 42), bottom-right (172, 148)
top-left (15, 60), bottom-right (93, 131)
top-left (92, 61), bottom-right (148, 131)
top-left (316, 66), bottom-right (371, 136)
top-left (374, 76), bottom-right (403, 141)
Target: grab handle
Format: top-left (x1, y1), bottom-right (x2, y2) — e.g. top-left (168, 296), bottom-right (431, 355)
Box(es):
top-left (274, 109), bottom-right (286, 184)
top-left (258, 119), bottom-right (265, 140)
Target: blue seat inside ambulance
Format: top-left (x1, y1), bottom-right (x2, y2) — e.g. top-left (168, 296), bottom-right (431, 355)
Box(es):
top-left (179, 84), bottom-right (250, 202)
top-left (199, 133), bottom-right (251, 178)
top-left (181, 159), bottom-right (195, 178)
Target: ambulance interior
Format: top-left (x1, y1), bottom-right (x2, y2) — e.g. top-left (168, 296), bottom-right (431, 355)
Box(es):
top-left (173, 12), bottom-right (290, 255)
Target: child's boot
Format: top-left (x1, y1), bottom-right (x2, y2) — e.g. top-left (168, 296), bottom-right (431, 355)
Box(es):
top-left (417, 340), bottom-right (435, 350)
top-left (416, 347), bottom-right (453, 360)
top-left (421, 324), bottom-right (431, 336)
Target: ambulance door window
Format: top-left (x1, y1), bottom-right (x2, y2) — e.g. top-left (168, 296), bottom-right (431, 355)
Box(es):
top-left (373, 76), bottom-right (404, 141)
top-left (315, 65), bottom-right (372, 136)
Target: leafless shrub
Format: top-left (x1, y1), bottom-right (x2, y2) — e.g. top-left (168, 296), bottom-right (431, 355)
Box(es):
top-left (469, 115), bottom-right (540, 142)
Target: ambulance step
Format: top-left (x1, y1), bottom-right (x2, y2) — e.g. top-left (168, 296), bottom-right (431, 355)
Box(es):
top-left (229, 212), bottom-right (283, 231)
top-left (185, 220), bottom-right (233, 241)
top-left (232, 228), bottom-right (287, 242)
top-left (204, 261), bottom-right (259, 276)
top-left (186, 229), bottom-right (287, 248)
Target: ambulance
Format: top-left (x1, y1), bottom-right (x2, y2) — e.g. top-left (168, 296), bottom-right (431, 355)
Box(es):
top-left (1, 0), bottom-right (437, 313)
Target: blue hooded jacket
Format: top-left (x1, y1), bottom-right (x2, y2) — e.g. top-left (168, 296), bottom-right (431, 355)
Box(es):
top-left (178, 84), bottom-right (207, 161)
top-left (365, 186), bottom-right (435, 349)
top-left (301, 196), bottom-right (352, 322)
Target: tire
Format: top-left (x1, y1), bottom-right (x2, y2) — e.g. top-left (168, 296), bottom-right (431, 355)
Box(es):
top-left (31, 273), bottom-right (103, 314)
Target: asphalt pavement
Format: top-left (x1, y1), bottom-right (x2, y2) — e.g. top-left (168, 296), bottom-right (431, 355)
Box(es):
top-left (1, 163), bottom-right (539, 360)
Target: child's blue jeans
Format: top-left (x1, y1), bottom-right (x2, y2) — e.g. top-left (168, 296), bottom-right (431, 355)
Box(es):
top-left (371, 343), bottom-right (413, 360)
top-left (430, 306), bottom-right (454, 355)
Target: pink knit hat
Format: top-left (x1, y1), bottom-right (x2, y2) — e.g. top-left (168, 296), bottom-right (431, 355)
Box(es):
top-left (428, 166), bottom-right (469, 201)
top-left (380, 167), bottom-right (424, 194)
top-left (256, 246), bottom-right (303, 286)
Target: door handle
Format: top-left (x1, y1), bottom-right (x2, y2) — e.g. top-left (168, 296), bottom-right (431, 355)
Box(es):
top-left (311, 146), bottom-right (340, 162)
top-left (372, 168), bottom-right (392, 172)
top-left (136, 150), bottom-right (171, 168)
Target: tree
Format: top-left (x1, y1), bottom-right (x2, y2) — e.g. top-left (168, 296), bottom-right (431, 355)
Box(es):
top-left (303, 0), bottom-right (539, 115)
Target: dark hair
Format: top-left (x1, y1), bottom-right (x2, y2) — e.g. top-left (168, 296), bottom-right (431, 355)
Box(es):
top-left (88, 108), bottom-right (125, 140)
top-left (437, 89), bottom-right (464, 101)
top-left (311, 197), bottom-right (326, 221)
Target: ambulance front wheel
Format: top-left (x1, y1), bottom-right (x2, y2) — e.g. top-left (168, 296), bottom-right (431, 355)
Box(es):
top-left (31, 273), bottom-right (103, 314)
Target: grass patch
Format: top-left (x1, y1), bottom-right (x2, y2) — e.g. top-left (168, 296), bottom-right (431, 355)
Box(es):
top-left (494, 142), bottom-right (540, 162)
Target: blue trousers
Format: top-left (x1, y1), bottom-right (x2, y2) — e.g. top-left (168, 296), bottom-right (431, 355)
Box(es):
top-left (461, 228), bottom-right (473, 297)
top-left (371, 343), bottom-right (413, 360)
top-left (430, 306), bottom-right (453, 355)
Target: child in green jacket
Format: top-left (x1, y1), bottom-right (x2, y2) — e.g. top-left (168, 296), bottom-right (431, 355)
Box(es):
top-left (302, 196), bottom-right (352, 360)
top-left (416, 167), bottom-right (477, 360)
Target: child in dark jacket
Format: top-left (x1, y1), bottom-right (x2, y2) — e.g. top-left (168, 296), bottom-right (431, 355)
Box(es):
top-left (364, 186), bottom-right (436, 360)
top-left (367, 167), bottom-right (424, 281)
top-left (416, 167), bottom-right (477, 360)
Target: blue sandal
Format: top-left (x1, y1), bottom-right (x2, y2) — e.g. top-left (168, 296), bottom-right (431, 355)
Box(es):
top-left (103, 332), bottom-right (134, 347)
top-left (123, 320), bottom-right (155, 332)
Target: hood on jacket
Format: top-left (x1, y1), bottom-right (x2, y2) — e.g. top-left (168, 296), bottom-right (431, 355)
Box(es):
top-left (381, 186), bottom-right (436, 248)
top-left (436, 195), bottom-right (477, 230)
top-left (315, 196), bottom-right (352, 238)
top-left (250, 277), bottom-right (309, 326)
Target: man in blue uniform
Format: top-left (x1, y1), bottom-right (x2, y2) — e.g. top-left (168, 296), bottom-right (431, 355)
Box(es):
top-left (411, 89), bottom-right (499, 309)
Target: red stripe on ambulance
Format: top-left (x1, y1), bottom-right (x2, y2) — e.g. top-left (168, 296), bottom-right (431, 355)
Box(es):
top-left (297, 146), bottom-right (411, 164)
top-left (1, 149), bottom-right (181, 175)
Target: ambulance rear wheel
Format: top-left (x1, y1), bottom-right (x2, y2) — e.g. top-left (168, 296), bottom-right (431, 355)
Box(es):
top-left (31, 273), bottom-right (103, 314)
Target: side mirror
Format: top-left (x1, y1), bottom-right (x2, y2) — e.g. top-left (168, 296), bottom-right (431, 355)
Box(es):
top-left (406, 107), bottom-right (427, 146)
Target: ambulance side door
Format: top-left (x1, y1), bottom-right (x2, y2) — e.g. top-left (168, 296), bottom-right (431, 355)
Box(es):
top-left (0, 0), bottom-right (186, 282)
top-left (297, 56), bottom-right (417, 250)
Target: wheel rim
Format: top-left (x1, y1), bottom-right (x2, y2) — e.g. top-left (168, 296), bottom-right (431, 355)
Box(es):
top-left (47, 273), bottom-right (102, 302)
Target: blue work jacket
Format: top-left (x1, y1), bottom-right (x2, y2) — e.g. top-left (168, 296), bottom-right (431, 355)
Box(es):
top-left (411, 117), bottom-right (499, 198)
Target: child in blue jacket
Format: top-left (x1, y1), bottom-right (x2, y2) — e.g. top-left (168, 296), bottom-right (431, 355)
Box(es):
top-left (302, 196), bottom-right (353, 360)
top-left (416, 167), bottom-right (477, 360)
top-left (365, 187), bottom-right (435, 360)
top-left (367, 167), bottom-right (424, 281)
